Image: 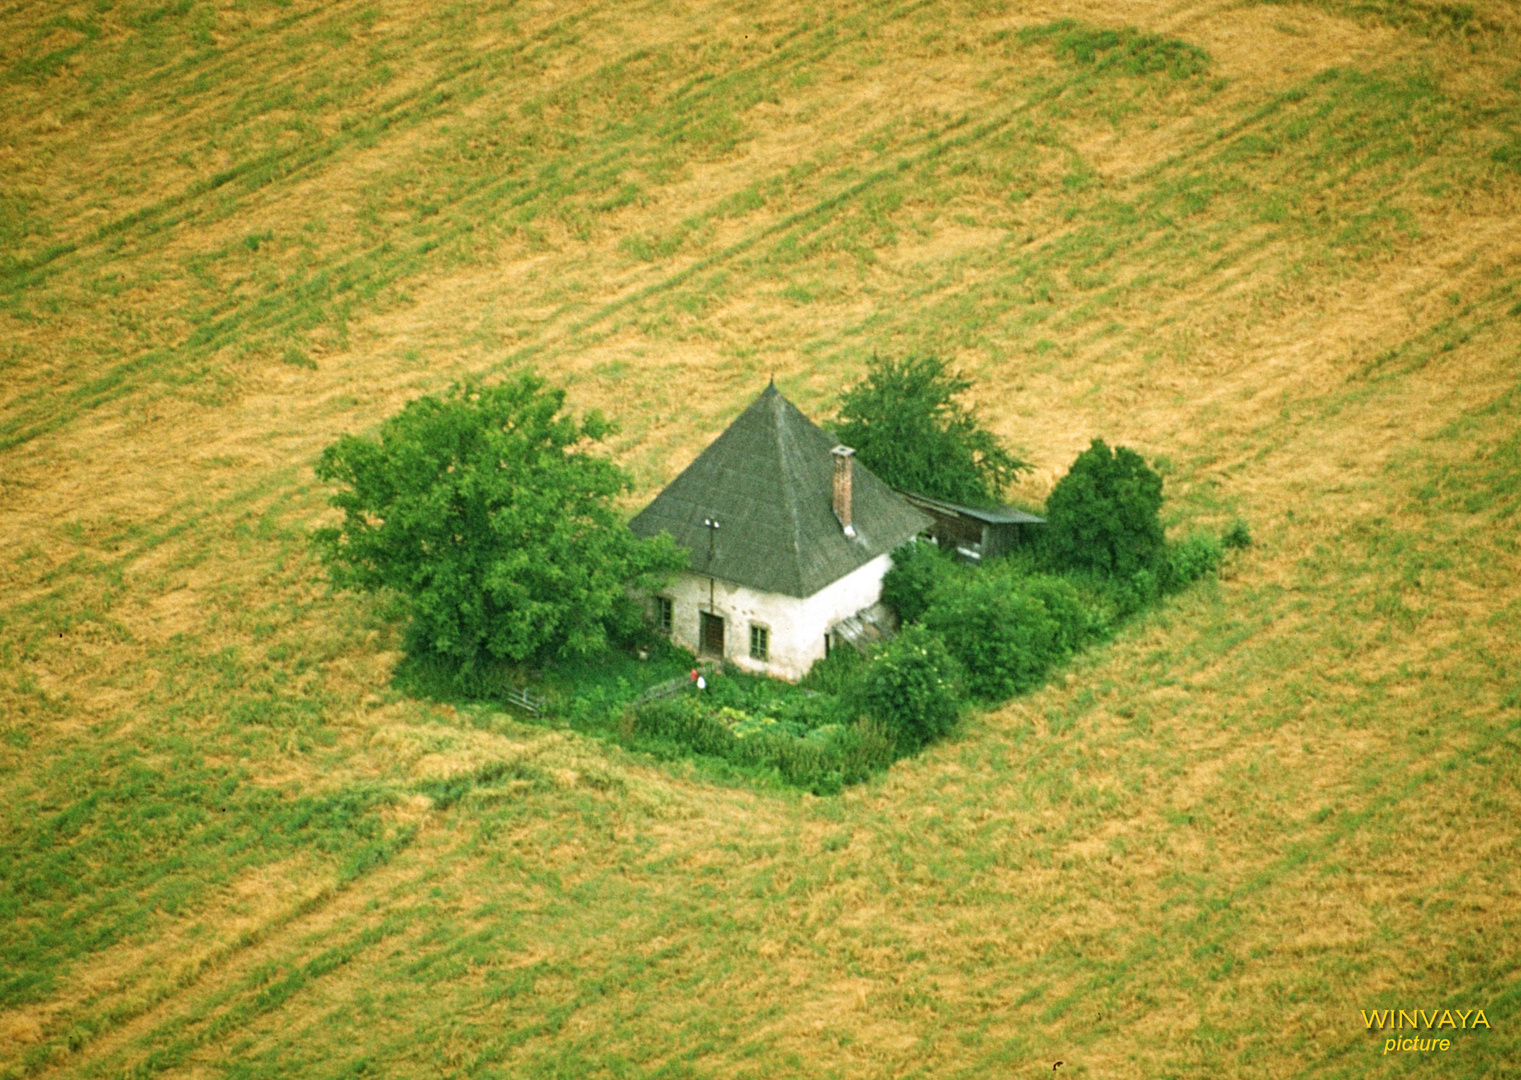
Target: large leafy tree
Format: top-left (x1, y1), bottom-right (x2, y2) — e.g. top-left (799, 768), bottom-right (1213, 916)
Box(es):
top-left (1044, 437), bottom-right (1164, 577)
top-left (313, 375), bottom-right (685, 668)
top-left (833, 354), bottom-right (1028, 506)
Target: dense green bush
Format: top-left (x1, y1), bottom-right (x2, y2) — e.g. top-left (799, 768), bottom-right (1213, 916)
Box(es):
top-left (1020, 574), bottom-right (1094, 655)
top-left (1044, 438), bottom-right (1165, 577)
top-left (1114, 567), bottom-right (1161, 619)
top-left (856, 626), bottom-right (964, 751)
top-left (832, 719), bottom-right (899, 785)
top-left (924, 576), bottom-right (1061, 699)
top-left (798, 644), bottom-right (868, 697)
top-left (879, 540), bottom-right (953, 624)
top-left (1161, 532), bottom-right (1224, 593)
top-left (737, 731), bottom-right (841, 793)
top-left (630, 697), bottom-right (734, 757)
top-left (628, 695), bottom-right (892, 794)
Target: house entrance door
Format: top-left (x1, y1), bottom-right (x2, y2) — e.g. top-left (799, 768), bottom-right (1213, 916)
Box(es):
top-left (699, 612), bottom-right (725, 657)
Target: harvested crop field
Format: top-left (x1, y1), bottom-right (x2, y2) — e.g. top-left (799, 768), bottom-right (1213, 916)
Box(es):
top-left (2, 0), bottom-right (1519, 1076)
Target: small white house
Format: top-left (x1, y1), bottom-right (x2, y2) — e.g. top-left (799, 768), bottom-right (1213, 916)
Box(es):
top-left (628, 383), bottom-right (931, 681)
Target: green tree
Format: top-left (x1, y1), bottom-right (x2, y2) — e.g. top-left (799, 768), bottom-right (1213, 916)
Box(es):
top-left (1044, 438), bottom-right (1165, 577)
top-left (833, 354), bottom-right (1028, 506)
top-left (313, 375), bottom-right (685, 668)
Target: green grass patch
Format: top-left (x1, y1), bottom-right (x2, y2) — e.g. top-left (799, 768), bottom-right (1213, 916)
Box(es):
top-left (1018, 20), bottom-right (1211, 80)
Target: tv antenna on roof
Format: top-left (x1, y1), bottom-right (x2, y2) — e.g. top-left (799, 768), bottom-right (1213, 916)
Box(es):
top-left (703, 516), bottom-right (720, 562)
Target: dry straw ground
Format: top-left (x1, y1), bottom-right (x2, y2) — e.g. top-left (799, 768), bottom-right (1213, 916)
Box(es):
top-left (2, 0), bottom-right (1519, 1077)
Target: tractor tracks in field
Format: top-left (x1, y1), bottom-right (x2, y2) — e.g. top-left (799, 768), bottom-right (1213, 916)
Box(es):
top-left (25, 827), bottom-right (436, 1080)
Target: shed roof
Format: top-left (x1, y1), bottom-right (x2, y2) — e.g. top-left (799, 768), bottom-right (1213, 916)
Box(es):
top-left (628, 384), bottom-right (931, 598)
top-left (899, 490), bottom-right (1047, 526)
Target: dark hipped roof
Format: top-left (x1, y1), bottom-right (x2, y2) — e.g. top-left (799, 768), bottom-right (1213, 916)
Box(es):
top-left (899, 490), bottom-right (1046, 526)
top-left (628, 384), bottom-right (931, 598)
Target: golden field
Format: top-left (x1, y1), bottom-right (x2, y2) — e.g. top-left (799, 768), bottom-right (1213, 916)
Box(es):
top-left (1, 0), bottom-right (1519, 1076)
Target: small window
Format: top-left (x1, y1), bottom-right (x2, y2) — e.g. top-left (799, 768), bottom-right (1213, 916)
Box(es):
top-left (749, 624), bottom-right (770, 662)
top-left (654, 596), bottom-right (673, 634)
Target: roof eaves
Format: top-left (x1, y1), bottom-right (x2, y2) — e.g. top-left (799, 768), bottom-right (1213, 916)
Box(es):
top-left (900, 489), bottom-right (1046, 525)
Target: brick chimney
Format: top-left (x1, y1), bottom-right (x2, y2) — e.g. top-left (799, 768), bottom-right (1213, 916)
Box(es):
top-left (831, 445), bottom-right (856, 538)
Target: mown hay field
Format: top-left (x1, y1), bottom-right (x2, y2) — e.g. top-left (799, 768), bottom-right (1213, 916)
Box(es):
top-left (2, 0), bottom-right (1519, 1076)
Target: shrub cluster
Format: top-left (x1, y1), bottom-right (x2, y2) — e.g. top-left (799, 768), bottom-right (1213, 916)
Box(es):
top-left (628, 696), bottom-right (894, 795)
top-left (869, 437), bottom-right (1235, 716)
top-left (878, 538), bottom-right (953, 624)
top-left (855, 626), bottom-right (964, 751)
top-left (924, 577), bottom-right (1058, 699)
top-left (609, 437), bottom-right (1233, 790)
top-left (1162, 532), bottom-right (1223, 593)
top-left (915, 565), bottom-right (1103, 702)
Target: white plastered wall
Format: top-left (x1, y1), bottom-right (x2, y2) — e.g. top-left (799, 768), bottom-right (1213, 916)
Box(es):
top-left (655, 553), bottom-right (893, 681)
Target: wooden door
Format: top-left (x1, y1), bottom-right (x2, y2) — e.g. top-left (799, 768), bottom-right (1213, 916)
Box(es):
top-left (699, 612), bottom-right (725, 656)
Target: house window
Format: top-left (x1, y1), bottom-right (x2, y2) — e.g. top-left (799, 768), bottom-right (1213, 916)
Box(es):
top-left (749, 624), bottom-right (770, 662)
top-left (653, 596), bottom-right (673, 634)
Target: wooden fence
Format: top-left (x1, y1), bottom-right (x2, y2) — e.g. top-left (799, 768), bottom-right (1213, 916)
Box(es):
top-left (633, 660), bottom-right (720, 707)
top-left (503, 686), bottom-right (548, 717)
top-left (505, 660), bottom-right (719, 717)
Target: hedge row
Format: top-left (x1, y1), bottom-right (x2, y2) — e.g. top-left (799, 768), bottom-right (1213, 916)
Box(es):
top-left (878, 529), bottom-right (1226, 714)
top-left (628, 696), bottom-right (896, 795)
top-left (625, 528), bottom-right (1229, 792)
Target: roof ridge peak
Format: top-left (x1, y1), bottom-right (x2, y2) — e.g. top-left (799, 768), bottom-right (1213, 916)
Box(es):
top-left (626, 383), bottom-right (929, 597)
